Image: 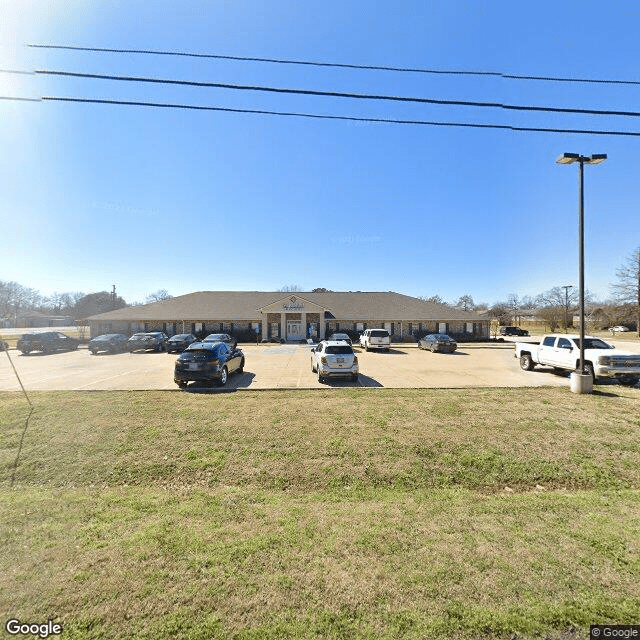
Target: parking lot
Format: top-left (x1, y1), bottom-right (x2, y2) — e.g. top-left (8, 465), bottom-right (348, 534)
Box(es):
top-left (3, 341), bottom-right (629, 391)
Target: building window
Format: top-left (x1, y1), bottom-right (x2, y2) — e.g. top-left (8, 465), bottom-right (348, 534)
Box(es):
top-left (356, 323), bottom-right (364, 332)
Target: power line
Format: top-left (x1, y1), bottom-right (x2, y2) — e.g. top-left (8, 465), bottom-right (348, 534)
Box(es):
top-left (27, 44), bottom-right (640, 86)
top-left (34, 69), bottom-right (640, 118)
top-left (0, 96), bottom-right (41, 102)
top-left (41, 96), bottom-right (640, 136)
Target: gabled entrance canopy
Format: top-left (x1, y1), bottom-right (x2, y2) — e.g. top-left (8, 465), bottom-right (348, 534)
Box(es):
top-left (257, 294), bottom-right (333, 341)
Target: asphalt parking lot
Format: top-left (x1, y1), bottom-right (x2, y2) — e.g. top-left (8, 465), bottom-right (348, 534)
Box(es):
top-left (4, 341), bottom-right (635, 391)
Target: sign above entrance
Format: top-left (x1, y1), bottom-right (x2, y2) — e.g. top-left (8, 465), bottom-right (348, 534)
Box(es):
top-left (282, 296), bottom-right (304, 311)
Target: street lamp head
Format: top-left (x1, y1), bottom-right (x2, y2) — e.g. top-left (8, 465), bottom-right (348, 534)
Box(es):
top-left (556, 152), bottom-right (607, 165)
top-left (556, 153), bottom-right (580, 164)
top-left (585, 154), bottom-right (607, 165)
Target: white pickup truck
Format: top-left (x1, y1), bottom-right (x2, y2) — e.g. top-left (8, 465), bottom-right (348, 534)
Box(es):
top-left (514, 334), bottom-right (640, 385)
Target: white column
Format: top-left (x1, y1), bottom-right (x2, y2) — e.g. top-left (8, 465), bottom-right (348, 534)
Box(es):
top-left (281, 312), bottom-right (286, 339)
top-left (261, 315), bottom-right (267, 341)
top-left (319, 312), bottom-right (326, 340)
top-left (301, 311), bottom-right (307, 340)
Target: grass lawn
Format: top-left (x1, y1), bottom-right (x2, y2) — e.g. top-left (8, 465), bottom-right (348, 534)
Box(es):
top-left (2, 388), bottom-right (639, 639)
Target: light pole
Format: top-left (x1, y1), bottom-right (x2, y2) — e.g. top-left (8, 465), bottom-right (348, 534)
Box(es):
top-left (561, 285), bottom-right (573, 331)
top-left (556, 153), bottom-right (607, 393)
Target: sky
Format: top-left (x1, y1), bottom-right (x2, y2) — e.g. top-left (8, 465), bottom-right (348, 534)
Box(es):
top-left (1, 1), bottom-right (639, 306)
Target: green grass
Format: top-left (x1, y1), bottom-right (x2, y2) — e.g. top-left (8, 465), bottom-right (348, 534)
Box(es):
top-left (2, 388), bottom-right (640, 639)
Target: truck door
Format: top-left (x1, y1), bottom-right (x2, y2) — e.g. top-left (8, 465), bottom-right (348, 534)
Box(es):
top-left (538, 336), bottom-right (558, 365)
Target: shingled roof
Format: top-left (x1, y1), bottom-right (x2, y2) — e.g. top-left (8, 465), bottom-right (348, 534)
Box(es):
top-left (86, 291), bottom-right (485, 322)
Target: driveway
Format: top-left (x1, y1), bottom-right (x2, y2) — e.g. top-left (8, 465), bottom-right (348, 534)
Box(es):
top-left (0, 342), bottom-right (615, 391)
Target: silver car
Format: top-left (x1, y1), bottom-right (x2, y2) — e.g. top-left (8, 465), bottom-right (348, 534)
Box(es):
top-left (310, 340), bottom-right (359, 382)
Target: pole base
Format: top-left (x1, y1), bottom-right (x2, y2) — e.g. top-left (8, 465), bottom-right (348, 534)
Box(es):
top-left (570, 372), bottom-right (593, 394)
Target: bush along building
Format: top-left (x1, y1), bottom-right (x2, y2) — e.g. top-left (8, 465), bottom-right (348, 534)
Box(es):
top-left (86, 291), bottom-right (489, 342)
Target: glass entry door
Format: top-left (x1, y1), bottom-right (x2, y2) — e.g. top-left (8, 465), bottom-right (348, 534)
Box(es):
top-left (287, 321), bottom-right (302, 340)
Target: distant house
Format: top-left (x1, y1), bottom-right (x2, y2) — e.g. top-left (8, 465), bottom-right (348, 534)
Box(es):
top-left (86, 291), bottom-right (489, 341)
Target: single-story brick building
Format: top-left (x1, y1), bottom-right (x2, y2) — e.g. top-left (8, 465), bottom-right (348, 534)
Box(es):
top-left (86, 291), bottom-right (489, 342)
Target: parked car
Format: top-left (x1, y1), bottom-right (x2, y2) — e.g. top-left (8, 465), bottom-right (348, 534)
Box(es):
top-left (17, 331), bottom-right (80, 355)
top-left (310, 340), bottom-right (359, 382)
top-left (165, 333), bottom-right (198, 353)
top-left (359, 329), bottom-right (391, 352)
top-left (418, 334), bottom-right (458, 353)
top-left (327, 332), bottom-right (352, 346)
top-left (607, 326), bottom-right (630, 332)
top-left (514, 334), bottom-right (640, 385)
top-left (127, 332), bottom-right (168, 353)
top-left (88, 333), bottom-right (129, 354)
top-left (203, 333), bottom-right (238, 350)
top-left (174, 341), bottom-right (245, 387)
top-left (499, 326), bottom-right (529, 336)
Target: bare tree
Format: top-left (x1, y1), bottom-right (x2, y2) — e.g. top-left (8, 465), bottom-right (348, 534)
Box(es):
top-left (419, 295), bottom-right (449, 306)
top-left (536, 286), bottom-right (579, 331)
top-left (455, 294), bottom-right (475, 311)
top-left (506, 293), bottom-right (520, 325)
top-left (145, 289), bottom-right (173, 304)
top-left (610, 247), bottom-right (640, 336)
top-left (278, 285), bottom-right (303, 292)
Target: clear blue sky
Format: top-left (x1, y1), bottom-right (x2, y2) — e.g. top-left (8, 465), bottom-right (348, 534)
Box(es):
top-left (1, 1), bottom-right (639, 306)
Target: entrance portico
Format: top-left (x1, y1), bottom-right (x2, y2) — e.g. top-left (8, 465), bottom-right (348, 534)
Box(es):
top-left (258, 295), bottom-right (330, 342)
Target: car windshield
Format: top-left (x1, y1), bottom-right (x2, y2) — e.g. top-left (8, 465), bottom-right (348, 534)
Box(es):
top-left (325, 345), bottom-right (353, 355)
top-left (369, 330), bottom-right (389, 337)
top-left (94, 334), bottom-right (116, 341)
top-left (130, 334), bottom-right (145, 339)
top-left (204, 334), bottom-right (227, 341)
top-left (170, 334), bottom-right (191, 340)
top-left (433, 335), bottom-right (452, 340)
top-left (331, 334), bottom-right (349, 339)
top-left (574, 338), bottom-right (614, 349)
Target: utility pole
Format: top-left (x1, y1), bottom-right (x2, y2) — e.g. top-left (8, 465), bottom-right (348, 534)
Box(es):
top-left (562, 285), bottom-right (573, 331)
top-left (111, 285), bottom-right (116, 310)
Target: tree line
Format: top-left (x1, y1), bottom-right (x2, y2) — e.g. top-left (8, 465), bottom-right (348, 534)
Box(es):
top-left (0, 283), bottom-right (172, 322)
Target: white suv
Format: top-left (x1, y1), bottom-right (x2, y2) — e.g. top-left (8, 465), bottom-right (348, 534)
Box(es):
top-left (359, 328), bottom-right (391, 352)
top-left (310, 341), bottom-right (359, 382)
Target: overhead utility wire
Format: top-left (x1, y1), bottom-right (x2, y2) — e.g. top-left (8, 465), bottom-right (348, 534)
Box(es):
top-left (34, 70), bottom-right (640, 118)
top-left (27, 44), bottom-right (640, 86)
top-left (0, 96), bottom-right (41, 102)
top-left (41, 96), bottom-right (640, 137)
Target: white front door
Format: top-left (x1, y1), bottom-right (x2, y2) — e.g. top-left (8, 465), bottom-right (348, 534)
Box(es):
top-left (287, 321), bottom-right (302, 340)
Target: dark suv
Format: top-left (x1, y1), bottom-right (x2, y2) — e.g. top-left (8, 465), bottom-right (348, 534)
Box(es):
top-left (174, 341), bottom-right (245, 388)
top-left (127, 332), bottom-right (169, 352)
top-left (499, 326), bottom-right (529, 337)
top-left (17, 331), bottom-right (80, 355)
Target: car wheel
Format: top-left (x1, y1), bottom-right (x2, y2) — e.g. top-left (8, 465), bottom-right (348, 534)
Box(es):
top-left (582, 362), bottom-right (596, 382)
top-left (351, 373), bottom-right (358, 381)
top-left (317, 370), bottom-right (324, 383)
top-left (177, 381), bottom-right (187, 389)
top-left (90, 349), bottom-right (97, 355)
top-left (311, 358), bottom-right (316, 372)
top-left (237, 358), bottom-right (245, 374)
top-left (21, 349), bottom-right (30, 355)
top-left (365, 343), bottom-right (370, 352)
top-left (520, 354), bottom-right (535, 371)
top-left (619, 375), bottom-right (639, 387)
top-left (217, 366), bottom-right (228, 386)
